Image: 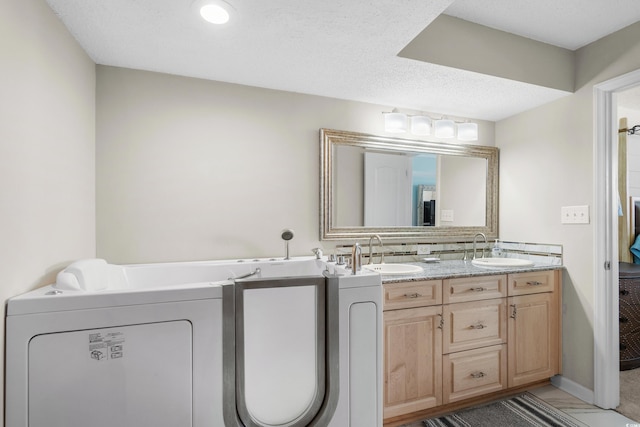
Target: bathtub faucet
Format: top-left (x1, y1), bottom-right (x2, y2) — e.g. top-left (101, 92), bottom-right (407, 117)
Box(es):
top-left (352, 243), bottom-right (362, 275)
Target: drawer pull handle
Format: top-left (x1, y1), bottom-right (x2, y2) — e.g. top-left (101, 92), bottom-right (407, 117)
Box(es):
top-left (470, 287), bottom-right (486, 292)
top-left (527, 281), bottom-right (543, 286)
top-left (470, 371), bottom-right (485, 379)
top-left (469, 323), bottom-right (486, 330)
top-left (404, 293), bottom-right (422, 299)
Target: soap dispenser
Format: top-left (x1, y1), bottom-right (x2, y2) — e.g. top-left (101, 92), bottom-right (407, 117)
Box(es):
top-left (492, 239), bottom-right (502, 258)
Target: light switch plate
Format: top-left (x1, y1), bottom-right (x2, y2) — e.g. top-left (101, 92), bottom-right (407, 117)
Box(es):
top-left (561, 205), bottom-right (590, 224)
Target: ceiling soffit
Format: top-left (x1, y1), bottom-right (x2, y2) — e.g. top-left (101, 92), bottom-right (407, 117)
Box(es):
top-left (400, 15), bottom-right (575, 93)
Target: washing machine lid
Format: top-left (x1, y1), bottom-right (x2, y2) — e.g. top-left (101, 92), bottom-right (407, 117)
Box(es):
top-left (7, 281), bottom-right (225, 316)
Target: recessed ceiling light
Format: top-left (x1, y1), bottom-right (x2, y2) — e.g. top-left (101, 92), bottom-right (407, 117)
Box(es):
top-left (196, 0), bottom-right (234, 25)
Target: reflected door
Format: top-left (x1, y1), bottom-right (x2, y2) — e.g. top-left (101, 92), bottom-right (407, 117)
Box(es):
top-left (364, 152), bottom-right (412, 226)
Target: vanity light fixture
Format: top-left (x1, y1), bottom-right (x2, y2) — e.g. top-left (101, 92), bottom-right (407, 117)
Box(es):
top-left (383, 109), bottom-right (478, 140)
top-left (434, 118), bottom-right (456, 139)
top-left (195, 0), bottom-right (234, 25)
top-left (383, 109), bottom-right (408, 133)
top-left (457, 122), bottom-right (479, 141)
top-left (410, 115), bottom-right (432, 136)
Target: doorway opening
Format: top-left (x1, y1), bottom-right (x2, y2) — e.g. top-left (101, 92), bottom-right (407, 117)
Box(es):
top-left (593, 68), bottom-right (640, 410)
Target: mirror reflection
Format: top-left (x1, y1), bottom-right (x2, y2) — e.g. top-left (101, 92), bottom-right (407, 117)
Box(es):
top-left (320, 129), bottom-right (498, 241)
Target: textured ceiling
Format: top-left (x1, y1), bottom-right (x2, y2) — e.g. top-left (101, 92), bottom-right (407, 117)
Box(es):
top-left (45, 0), bottom-right (640, 121)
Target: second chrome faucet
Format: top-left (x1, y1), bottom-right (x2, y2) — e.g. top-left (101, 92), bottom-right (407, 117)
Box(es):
top-left (368, 234), bottom-right (384, 264)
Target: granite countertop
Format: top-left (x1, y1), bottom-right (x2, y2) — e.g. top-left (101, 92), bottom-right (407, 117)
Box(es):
top-left (380, 259), bottom-right (563, 283)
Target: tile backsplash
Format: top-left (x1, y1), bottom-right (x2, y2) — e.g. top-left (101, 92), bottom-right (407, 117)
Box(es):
top-left (335, 240), bottom-right (563, 266)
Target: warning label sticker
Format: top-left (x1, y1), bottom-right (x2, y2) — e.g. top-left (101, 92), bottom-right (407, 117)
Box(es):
top-left (89, 331), bottom-right (125, 361)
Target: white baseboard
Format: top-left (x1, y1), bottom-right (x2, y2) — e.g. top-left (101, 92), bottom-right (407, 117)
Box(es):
top-left (551, 375), bottom-right (595, 405)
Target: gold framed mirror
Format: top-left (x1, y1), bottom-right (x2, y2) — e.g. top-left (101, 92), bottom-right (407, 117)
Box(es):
top-left (320, 129), bottom-right (499, 241)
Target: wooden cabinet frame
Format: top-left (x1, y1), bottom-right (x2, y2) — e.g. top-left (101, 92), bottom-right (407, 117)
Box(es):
top-left (382, 269), bottom-right (561, 423)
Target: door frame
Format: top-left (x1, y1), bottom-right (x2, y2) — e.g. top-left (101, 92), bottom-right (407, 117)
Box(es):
top-left (593, 68), bottom-right (640, 408)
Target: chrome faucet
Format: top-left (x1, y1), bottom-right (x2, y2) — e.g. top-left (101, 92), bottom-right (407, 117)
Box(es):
top-left (473, 233), bottom-right (487, 259)
top-left (351, 243), bottom-right (362, 275)
top-left (311, 247), bottom-right (323, 260)
top-left (368, 234), bottom-right (384, 264)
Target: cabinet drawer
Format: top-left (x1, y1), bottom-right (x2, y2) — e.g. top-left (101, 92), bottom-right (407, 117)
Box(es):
top-left (508, 270), bottom-right (556, 296)
top-left (442, 298), bottom-right (507, 354)
top-left (383, 280), bottom-right (442, 310)
top-left (443, 275), bottom-right (506, 304)
top-left (443, 344), bottom-right (507, 404)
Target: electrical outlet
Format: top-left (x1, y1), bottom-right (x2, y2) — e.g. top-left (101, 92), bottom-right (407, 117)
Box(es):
top-left (417, 245), bottom-right (430, 255)
top-left (441, 210), bottom-right (454, 222)
top-left (561, 205), bottom-right (590, 224)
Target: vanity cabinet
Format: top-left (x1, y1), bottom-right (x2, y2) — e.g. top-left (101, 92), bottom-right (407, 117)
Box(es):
top-left (382, 269), bottom-right (561, 422)
top-left (507, 270), bottom-right (560, 387)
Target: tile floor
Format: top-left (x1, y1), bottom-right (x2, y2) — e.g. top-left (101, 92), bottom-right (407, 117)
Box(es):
top-left (400, 385), bottom-right (638, 427)
top-left (530, 385), bottom-right (638, 427)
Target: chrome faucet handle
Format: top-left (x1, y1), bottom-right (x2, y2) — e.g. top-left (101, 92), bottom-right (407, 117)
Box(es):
top-left (311, 247), bottom-right (323, 260)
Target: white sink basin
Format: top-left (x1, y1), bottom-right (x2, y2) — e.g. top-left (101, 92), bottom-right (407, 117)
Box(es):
top-left (471, 258), bottom-right (534, 268)
top-left (362, 263), bottom-right (423, 275)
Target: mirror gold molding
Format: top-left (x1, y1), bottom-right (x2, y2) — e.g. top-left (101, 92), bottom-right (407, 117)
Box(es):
top-left (320, 129), bottom-right (499, 241)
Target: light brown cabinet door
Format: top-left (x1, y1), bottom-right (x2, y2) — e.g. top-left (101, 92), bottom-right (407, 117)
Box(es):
top-left (383, 306), bottom-right (443, 419)
top-left (507, 292), bottom-right (560, 387)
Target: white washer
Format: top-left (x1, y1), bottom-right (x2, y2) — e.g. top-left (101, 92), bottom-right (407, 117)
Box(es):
top-left (5, 282), bottom-right (224, 427)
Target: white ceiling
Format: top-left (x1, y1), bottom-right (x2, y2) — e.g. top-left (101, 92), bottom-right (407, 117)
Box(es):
top-left (45, 0), bottom-right (640, 121)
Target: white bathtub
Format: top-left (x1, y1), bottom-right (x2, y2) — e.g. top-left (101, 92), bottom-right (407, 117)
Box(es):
top-left (5, 256), bottom-right (382, 427)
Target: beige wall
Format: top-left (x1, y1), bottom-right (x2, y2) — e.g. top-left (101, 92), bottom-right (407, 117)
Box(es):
top-left (497, 21), bottom-right (640, 391)
top-left (96, 65), bottom-right (495, 264)
top-left (0, 0), bottom-right (96, 419)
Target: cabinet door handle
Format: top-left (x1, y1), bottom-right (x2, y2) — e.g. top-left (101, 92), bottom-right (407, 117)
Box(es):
top-left (470, 287), bottom-right (486, 292)
top-left (437, 313), bottom-right (444, 329)
top-left (470, 371), bottom-right (485, 379)
top-left (526, 281), bottom-right (543, 286)
top-left (403, 292), bottom-right (422, 299)
top-left (510, 304), bottom-right (517, 319)
top-left (469, 323), bottom-right (486, 330)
